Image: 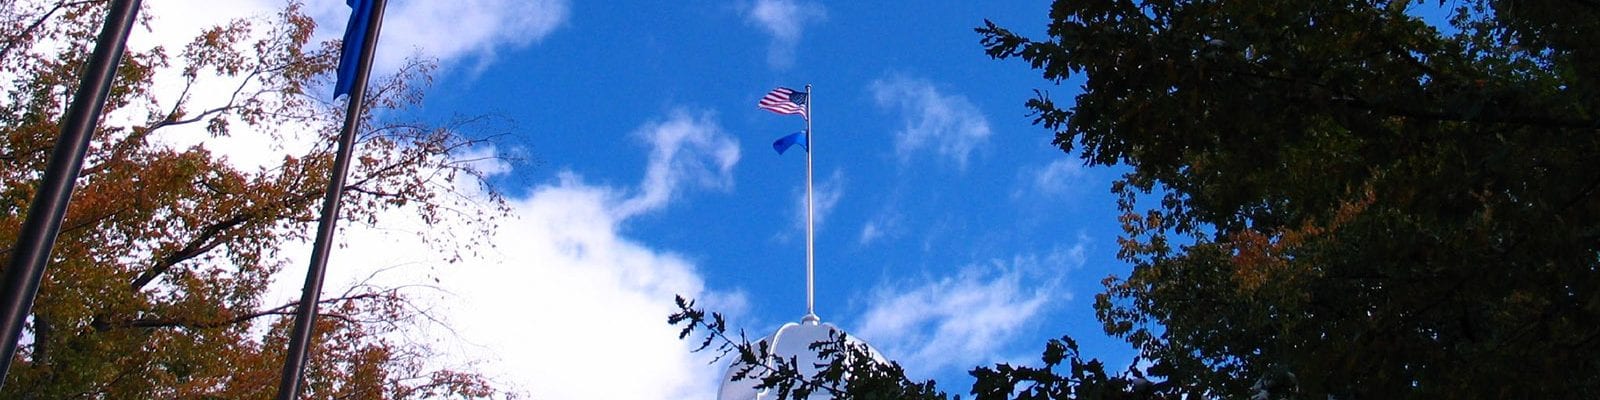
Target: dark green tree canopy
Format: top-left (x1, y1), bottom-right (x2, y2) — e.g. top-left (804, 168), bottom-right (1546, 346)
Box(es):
top-left (978, 0), bottom-right (1598, 397)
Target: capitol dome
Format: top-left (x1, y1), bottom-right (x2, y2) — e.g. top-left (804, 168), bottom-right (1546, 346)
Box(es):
top-left (716, 315), bottom-right (885, 400)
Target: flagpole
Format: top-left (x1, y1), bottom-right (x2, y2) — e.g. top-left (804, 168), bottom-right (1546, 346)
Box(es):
top-left (0, 0), bottom-right (142, 386)
top-left (803, 84), bottom-right (816, 324)
top-left (275, 0), bottom-right (387, 398)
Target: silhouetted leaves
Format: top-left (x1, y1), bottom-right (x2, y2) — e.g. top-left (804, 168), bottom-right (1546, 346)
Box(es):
top-left (982, 0), bottom-right (1600, 397)
top-left (672, 298), bottom-right (1170, 399)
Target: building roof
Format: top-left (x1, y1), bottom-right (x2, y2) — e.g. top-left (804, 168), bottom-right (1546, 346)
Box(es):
top-left (717, 315), bottom-right (883, 400)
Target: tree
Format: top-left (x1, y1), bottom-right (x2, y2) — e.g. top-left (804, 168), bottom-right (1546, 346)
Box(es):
top-left (2, 1), bottom-right (507, 397)
top-left (672, 296), bottom-right (951, 400)
top-left (977, 0), bottom-right (1600, 397)
top-left (671, 297), bottom-right (1162, 400)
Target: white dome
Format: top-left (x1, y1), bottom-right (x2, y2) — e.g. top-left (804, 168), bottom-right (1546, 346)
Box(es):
top-left (716, 316), bottom-right (884, 400)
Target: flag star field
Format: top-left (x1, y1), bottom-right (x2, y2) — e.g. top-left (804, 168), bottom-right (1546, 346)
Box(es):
top-left (150, 0), bottom-right (1142, 398)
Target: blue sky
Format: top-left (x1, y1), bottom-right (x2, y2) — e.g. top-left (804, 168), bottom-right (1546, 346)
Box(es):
top-left (394, 0), bottom-right (1139, 395)
top-left (143, 0), bottom-right (1139, 398)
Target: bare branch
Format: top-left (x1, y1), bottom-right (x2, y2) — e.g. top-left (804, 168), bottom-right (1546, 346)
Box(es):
top-left (116, 292), bottom-right (389, 330)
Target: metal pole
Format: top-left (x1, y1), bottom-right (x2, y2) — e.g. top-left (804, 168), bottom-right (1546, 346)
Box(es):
top-left (803, 84), bottom-right (816, 323)
top-left (0, 0), bottom-right (143, 385)
top-left (274, 0), bottom-right (386, 397)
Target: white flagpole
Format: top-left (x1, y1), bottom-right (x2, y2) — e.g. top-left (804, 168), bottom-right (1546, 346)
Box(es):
top-left (804, 84), bottom-right (816, 324)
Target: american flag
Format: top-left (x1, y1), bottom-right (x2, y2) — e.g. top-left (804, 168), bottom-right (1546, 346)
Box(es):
top-left (758, 87), bottom-right (808, 119)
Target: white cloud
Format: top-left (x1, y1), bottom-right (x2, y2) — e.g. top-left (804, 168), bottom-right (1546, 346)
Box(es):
top-left (858, 212), bottom-right (900, 247)
top-left (745, 0), bottom-right (826, 69)
top-left (853, 254), bottom-right (1070, 375)
top-left (617, 110), bottom-right (742, 218)
top-left (363, 0), bottom-right (568, 74)
top-left (870, 75), bottom-right (993, 170)
top-left (792, 169), bottom-right (844, 232)
top-left (142, 0), bottom-right (567, 79)
top-left (135, 0), bottom-right (277, 47)
top-left (96, 3), bottom-right (720, 398)
top-left (1048, 235), bottom-right (1090, 277)
top-left (128, 0), bottom-right (569, 167)
top-left (1016, 158), bottom-right (1087, 199)
top-left (429, 176), bottom-right (729, 400)
top-left (859, 221), bottom-right (884, 246)
top-left (436, 112), bottom-right (739, 400)
top-left (289, 111), bottom-right (744, 400)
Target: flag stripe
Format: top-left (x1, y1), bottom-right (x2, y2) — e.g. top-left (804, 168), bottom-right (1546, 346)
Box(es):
top-left (758, 87), bottom-right (808, 119)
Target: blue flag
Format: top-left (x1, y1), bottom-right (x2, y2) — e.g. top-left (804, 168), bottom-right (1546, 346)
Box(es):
top-left (334, 0), bottom-right (374, 99)
top-left (772, 130), bottom-right (808, 155)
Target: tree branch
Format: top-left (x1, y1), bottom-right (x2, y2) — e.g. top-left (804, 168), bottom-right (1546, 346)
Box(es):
top-left (129, 187), bottom-right (324, 292)
top-left (142, 64), bottom-right (271, 134)
top-left (112, 292), bottom-right (387, 331)
top-left (128, 212), bottom-right (252, 291)
top-left (0, 0), bottom-right (105, 62)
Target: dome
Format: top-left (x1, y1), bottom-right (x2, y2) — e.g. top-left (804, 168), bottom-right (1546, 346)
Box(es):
top-left (716, 315), bottom-right (884, 400)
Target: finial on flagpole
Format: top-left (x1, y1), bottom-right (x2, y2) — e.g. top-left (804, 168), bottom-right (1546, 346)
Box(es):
top-left (804, 83), bottom-right (816, 323)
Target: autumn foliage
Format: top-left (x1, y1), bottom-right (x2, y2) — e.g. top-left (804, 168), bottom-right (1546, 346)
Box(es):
top-left (2, 1), bottom-right (505, 398)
